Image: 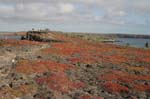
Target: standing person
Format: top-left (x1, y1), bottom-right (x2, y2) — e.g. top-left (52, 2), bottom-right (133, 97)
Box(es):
top-left (145, 42), bottom-right (149, 48)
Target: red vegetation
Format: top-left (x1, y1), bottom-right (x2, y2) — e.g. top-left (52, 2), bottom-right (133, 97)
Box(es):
top-left (1, 33), bottom-right (150, 98)
top-left (99, 70), bottom-right (150, 93)
top-left (139, 57), bottom-right (150, 63)
top-left (105, 54), bottom-right (128, 65)
top-left (41, 42), bottom-right (85, 57)
top-left (41, 33), bottom-right (150, 67)
top-left (133, 84), bottom-right (150, 92)
top-left (0, 39), bottom-right (43, 46)
top-left (36, 72), bottom-right (85, 93)
top-left (15, 59), bottom-right (73, 74)
top-left (99, 71), bottom-right (150, 84)
top-left (72, 81), bottom-right (86, 89)
top-left (69, 57), bottom-right (98, 64)
top-left (103, 82), bottom-right (129, 93)
top-left (36, 72), bottom-right (72, 93)
top-left (40, 34), bottom-right (150, 94)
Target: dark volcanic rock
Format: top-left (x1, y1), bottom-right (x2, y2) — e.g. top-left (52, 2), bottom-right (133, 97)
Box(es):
top-left (25, 31), bottom-right (62, 42)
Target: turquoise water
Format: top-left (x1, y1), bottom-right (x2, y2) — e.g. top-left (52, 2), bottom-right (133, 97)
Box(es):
top-left (114, 38), bottom-right (150, 48)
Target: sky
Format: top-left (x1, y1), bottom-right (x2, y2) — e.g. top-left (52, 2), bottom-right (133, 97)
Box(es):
top-left (0, 0), bottom-right (150, 34)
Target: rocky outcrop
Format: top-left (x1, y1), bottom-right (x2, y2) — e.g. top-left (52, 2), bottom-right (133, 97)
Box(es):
top-left (22, 31), bottom-right (62, 42)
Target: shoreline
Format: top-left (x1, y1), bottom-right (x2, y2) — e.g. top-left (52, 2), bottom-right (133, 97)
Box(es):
top-left (0, 33), bottom-right (150, 99)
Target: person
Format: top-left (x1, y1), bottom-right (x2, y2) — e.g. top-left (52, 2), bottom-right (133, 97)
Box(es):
top-left (145, 42), bottom-right (149, 48)
top-left (21, 36), bottom-right (25, 40)
top-left (126, 43), bottom-right (130, 47)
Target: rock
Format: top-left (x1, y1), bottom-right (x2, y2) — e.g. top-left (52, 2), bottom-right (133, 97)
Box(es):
top-left (25, 31), bottom-right (62, 42)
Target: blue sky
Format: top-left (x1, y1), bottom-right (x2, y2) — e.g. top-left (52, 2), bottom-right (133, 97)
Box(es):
top-left (0, 0), bottom-right (149, 34)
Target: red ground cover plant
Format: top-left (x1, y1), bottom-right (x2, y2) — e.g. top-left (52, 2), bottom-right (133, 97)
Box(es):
top-left (15, 59), bottom-right (73, 74)
top-left (42, 47), bottom-right (80, 57)
top-left (105, 54), bottom-right (128, 65)
top-left (138, 57), bottom-right (150, 63)
top-left (99, 70), bottom-right (150, 93)
top-left (41, 43), bottom-right (80, 56)
top-left (36, 72), bottom-right (72, 93)
top-left (123, 48), bottom-right (150, 64)
top-left (41, 41), bottom-right (94, 57)
top-left (35, 72), bottom-right (85, 93)
top-left (72, 81), bottom-right (86, 89)
top-left (51, 42), bottom-right (147, 65)
top-left (133, 84), bottom-right (150, 92)
top-left (40, 33), bottom-right (150, 67)
top-left (69, 53), bottom-right (128, 65)
top-left (40, 33), bottom-right (150, 66)
top-left (0, 39), bottom-right (44, 46)
top-left (15, 58), bottom-right (86, 94)
top-left (69, 56), bottom-right (99, 64)
top-left (102, 82), bottom-right (129, 93)
top-left (99, 70), bottom-right (150, 84)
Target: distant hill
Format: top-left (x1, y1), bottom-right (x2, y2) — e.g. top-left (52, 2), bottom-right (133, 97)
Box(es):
top-left (64, 32), bottom-right (150, 39)
top-left (0, 30), bottom-right (150, 39)
top-left (103, 33), bottom-right (150, 39)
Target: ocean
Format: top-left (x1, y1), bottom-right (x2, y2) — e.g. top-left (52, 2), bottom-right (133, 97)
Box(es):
top-left (114, 38), bottom-right (150, 48)
top-left (0, 35), bottom-right (21, 40)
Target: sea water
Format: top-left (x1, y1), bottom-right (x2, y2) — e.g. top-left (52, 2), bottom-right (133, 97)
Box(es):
top-left (0, 35), bottom-right (21, 40)
top-left (114, 38), bottom-right (150, 48)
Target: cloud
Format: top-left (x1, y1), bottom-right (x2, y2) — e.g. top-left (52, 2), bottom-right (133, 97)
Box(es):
top-left (0, 0), bottom-right (149, 33)
top-left (59, 3), bottom-right (74, 13)
top-left (132, 0), bottom-right (150, 16)
top-left (0, 5), bottom-right (15, 18)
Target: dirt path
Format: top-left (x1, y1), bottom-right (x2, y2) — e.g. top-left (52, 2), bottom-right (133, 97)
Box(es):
top-left (0, 44), bottom-right (50, 87)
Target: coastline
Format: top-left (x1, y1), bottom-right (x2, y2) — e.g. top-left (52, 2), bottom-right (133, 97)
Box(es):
top-left (0, 32), bottom-right (150, 99)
